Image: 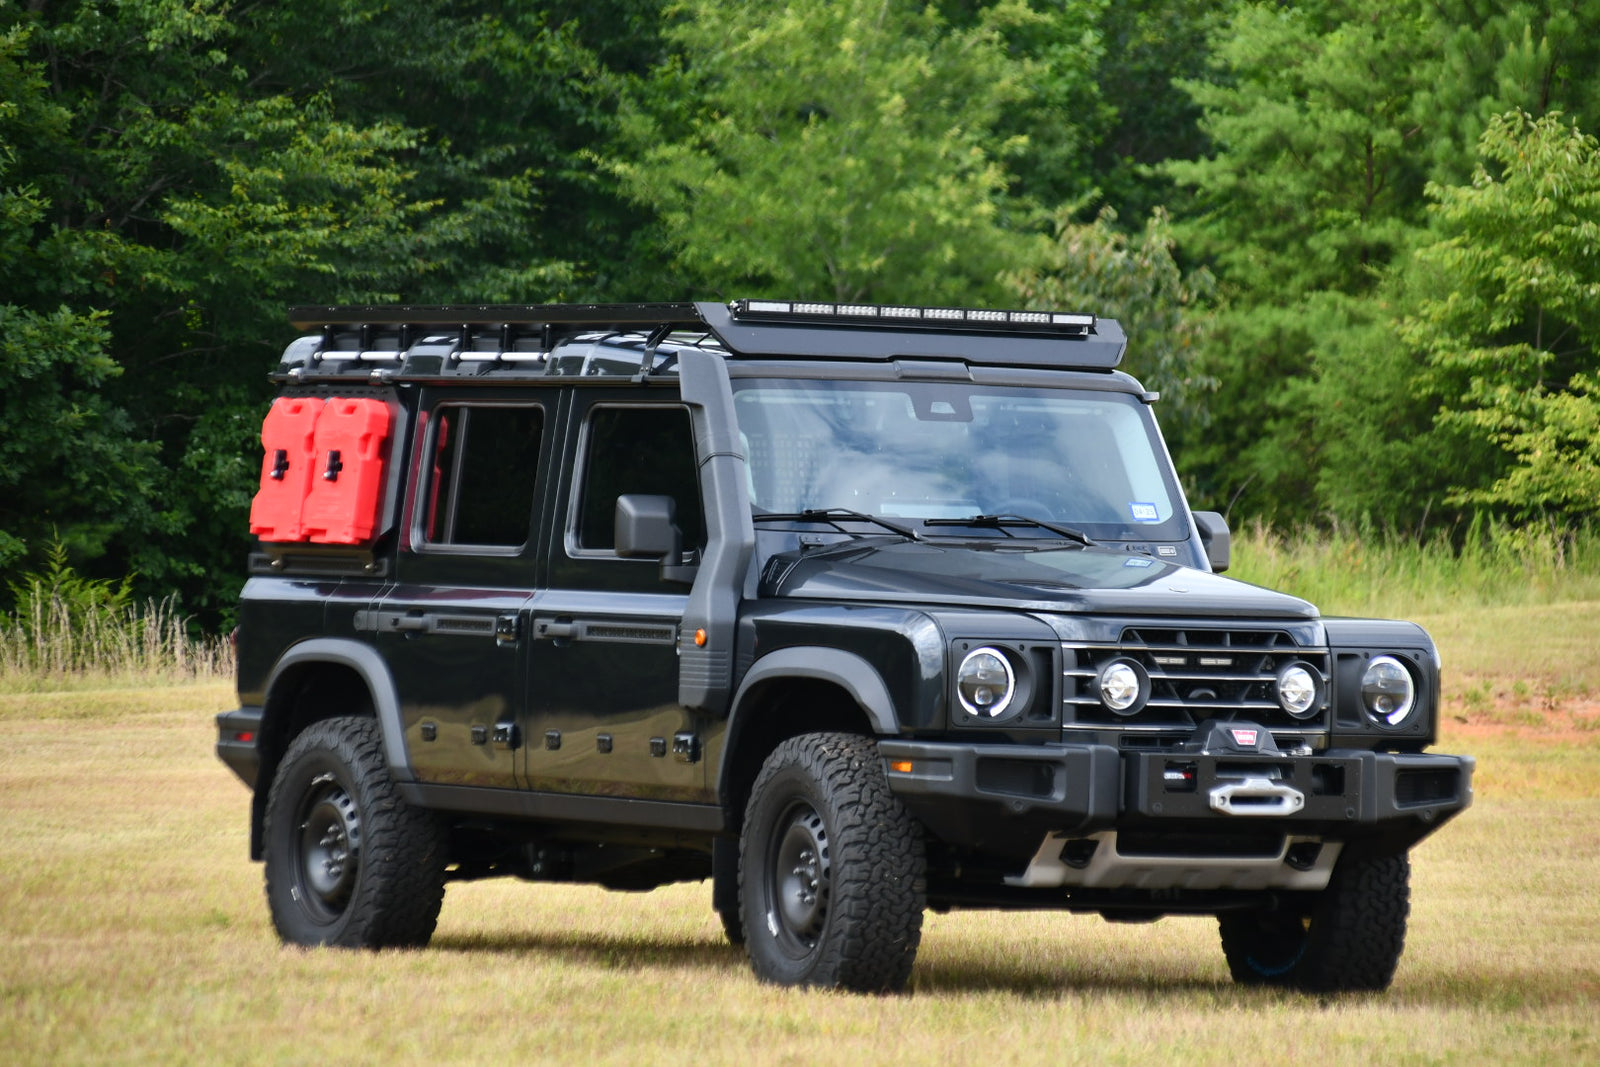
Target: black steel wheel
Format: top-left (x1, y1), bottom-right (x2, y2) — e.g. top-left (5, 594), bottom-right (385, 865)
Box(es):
top-left (1219, 849), bottom-right (1411, 992)
top-left (739, 732), bottom-right (925, 992)
top-left (264, 716), bottom-right (448, 948)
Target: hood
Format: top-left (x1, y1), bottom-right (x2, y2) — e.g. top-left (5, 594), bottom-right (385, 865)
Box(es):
top-left (760, 538), bottom-right (1318, 619)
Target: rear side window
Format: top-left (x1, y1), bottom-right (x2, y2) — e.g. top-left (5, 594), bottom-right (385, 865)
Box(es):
top-left (576, 406), bottom-right (704, 551)
top-left (423, 404), bottom-right (543, 548)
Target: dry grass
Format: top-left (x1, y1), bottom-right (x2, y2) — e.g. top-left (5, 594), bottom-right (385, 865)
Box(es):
top-left (1, 670), bottom-right (1597, 1065)
top-left (0, 596), bottom-right (233, 692)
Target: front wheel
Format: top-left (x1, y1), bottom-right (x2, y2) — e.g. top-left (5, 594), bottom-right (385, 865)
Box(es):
top-left (1219, 849), bottom-right (1411, 992)
top-left (739, 733), bottom-right (926, 992)
top-left (264, 716), bottom-right (448, 948)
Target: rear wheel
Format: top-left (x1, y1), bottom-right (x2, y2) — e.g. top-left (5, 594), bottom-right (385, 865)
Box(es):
top-left (264, 716), bottom-right (448, 948)
top-left (739, 733), bottom-right (926, 992)
top-left (1219, 850), bottom-right (1411, 992)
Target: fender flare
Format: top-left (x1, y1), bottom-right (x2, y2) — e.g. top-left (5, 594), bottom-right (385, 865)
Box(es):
top-left (729, 646), bottom-right (899, 735)
top-left (264, 638), bottom-right (414, 782)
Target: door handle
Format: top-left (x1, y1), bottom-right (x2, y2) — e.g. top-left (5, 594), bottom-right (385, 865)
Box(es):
top-left (535, 618), bottom-right (576, 639)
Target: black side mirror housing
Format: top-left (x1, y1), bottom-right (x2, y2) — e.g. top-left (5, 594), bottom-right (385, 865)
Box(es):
top-left (615, 494), bottom-right (696, 583)
top-left (1193, 511), bottom-right (1231, 573)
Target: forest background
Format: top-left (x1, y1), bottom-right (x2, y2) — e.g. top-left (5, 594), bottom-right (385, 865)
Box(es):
top-left (3, 0), bottom-right (1599, 629)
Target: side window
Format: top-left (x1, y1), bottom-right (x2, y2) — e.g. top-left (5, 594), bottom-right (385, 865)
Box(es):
top-left (577, 406), bottom-right (705, 551)
top-left (423, 404), bottom-right (543, 548)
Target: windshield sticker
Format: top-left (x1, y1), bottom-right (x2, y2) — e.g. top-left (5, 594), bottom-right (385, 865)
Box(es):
top-left (1123, 556), bottom-right (1154, 568)
top-left (1129, 502), bottom-right (1161, 523)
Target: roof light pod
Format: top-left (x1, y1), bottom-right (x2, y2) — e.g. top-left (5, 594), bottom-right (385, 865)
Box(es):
top-left (730, 299), bottom-right (1096, 335)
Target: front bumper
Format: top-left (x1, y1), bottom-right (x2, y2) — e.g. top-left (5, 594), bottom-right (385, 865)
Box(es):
top-left (879, 738), bottom-right (1474, 871)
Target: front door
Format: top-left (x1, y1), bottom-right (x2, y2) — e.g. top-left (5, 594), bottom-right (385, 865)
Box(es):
top-left (527, 395), bottom-right (709, 802)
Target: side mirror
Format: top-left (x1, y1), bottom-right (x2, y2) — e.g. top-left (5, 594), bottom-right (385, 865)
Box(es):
top-left (615, 494), bottom-right (697, 583)
top-left (1193, 511), bottom-right (1230, 573)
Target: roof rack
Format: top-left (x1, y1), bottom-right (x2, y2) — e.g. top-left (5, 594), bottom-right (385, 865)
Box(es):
top-left (288, 302), bottom-right (705, 333)
top-left (278, 299), bottom-right (1126, 380)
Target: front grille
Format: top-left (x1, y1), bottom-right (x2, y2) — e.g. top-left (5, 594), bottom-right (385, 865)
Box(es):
top-left (1065, 626), bottom-right (1329, 732)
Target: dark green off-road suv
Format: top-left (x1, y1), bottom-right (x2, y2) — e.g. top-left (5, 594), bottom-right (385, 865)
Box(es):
top-left (217, 299), bottom-right (1473, 992)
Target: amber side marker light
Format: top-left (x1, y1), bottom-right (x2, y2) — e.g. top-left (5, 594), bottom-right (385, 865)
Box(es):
top-left (889, 760), bottom-right (914, 774)
top-left (694, 628), bottom-right (708, 647)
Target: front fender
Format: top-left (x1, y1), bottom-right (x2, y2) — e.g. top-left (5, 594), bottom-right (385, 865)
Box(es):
top-left (729, 646), bottom-right (899, 734)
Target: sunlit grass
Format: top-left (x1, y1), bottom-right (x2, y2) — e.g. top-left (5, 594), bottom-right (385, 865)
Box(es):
top-left (3, 527), bottom-right (1598, 1061)
top-left (1, 682), bottom-right (1596, 1065)
top-left (1228, 519), bottom-right (1600, 616)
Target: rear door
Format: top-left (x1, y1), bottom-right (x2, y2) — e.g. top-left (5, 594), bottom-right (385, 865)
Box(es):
top-left (366, 390), bottom-right (554, 789)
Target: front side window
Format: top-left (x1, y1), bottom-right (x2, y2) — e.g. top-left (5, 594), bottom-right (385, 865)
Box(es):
top-left (422, 404), bottom-right (543, 548)
top-left (731, 379), bottom-right (1184, 541)
top-left (576, 406), bottom-right (705, 551)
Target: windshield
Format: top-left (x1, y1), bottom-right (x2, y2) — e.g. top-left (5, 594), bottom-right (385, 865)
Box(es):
top-left (731, 378), bottom-right (1187, 541)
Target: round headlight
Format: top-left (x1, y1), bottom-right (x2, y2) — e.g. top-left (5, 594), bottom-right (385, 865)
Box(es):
top-left (1276, 663), bottom-right (1321, 719)
top-left (1361, 655), bottom-right (1417, 727)
top-left (957, 647), bottom-right (1015, 718)
top-left (1098, 659), bottom-right (1147, 715)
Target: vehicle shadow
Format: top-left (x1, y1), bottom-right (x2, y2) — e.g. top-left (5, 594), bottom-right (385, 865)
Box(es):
top-left (429, 928), bottom-right (1592, 1008)
top-left (428, 927), bottom-right (1233, 997)
top-left (429, 928), bottom-right (742, 974)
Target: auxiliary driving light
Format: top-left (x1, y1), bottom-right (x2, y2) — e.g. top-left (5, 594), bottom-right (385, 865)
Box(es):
top-left (1275, 663), bottom-right (1322, 719)
top-left (1098, 659), bottom-right (1149, 716)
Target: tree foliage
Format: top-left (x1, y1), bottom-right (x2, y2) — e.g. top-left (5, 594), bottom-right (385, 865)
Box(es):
top-left (1165, 0), bottom-right (1600, 526)
top-left (1409, 111), bottom-right (1600, 515)
top-left (0, 1), bottom-right (621, 616)
top-left (1006, 204), bottom-right (1214, 431)
top-left (608, 0), bottom-right (1055, 304)
top-left (6, 0), bottom-right (1600, 623)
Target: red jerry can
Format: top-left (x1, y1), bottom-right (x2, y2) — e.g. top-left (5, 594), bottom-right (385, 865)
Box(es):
top-left (301, 397), bottom-right (394, 544)
top-left (248, 397), bottom-right (324, 542)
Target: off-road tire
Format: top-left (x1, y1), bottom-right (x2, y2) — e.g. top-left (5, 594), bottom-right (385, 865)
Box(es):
top-left (1219, 849), bottom-right (1411, 992)
top-left (739, 732), bottom-right (926, 992)
top-left (264, 716), bottom-right (448, 948)
top-left (712, 836), bottom-right (744, 945)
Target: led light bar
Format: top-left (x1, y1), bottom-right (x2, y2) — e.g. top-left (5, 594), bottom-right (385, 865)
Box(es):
top-left (731, 299), bottom-right (1096, 335)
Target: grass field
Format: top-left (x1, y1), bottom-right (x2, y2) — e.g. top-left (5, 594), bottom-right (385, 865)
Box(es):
top-left (2, 610), bottom-right (1598, 1064)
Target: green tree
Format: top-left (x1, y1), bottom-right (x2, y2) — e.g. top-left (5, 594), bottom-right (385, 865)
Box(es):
top-left (1166, 0), bottom-right (1600, 526)
top-left (0, 24), bottom-right (160, 572)
top-left (0, 1), bottom-right (628, 619)
top-left (1088, 0), bottom-right (1221, 224)
top-left (1407, 111), bottom-right (1600, 516)
top-left (609, 0), bottom-right (1049, 304)
top-left (1005, 204), bottom-right (1214, 433)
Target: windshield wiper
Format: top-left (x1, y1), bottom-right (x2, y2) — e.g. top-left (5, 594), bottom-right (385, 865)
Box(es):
top-left (922, 513), bottom-right (1094, 546)
top-left (751, 508), bottom-right (921, 541)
